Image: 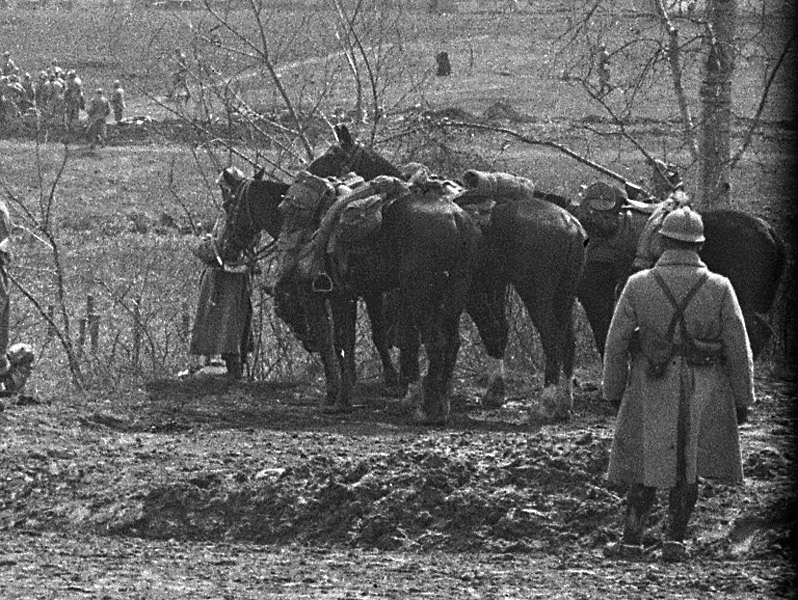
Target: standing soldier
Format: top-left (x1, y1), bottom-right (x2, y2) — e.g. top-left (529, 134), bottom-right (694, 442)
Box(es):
top-left (596, 44), bottom-right (611, 96)
top-left (110, 80), bottom-right (125, 124)
top-left (167, 48), bottom-right (189, 102)
top-left (602, 207), bottom-right (754, 562)
top-left (63, 70), bottom-right (85, 133)
top-left (1, 52), bottom-right (16, 77)
top-left (46, 73), bottom-right (64, 126)
top-left (86, 88), bottom-right (111, 149)
top-left (21, 73), bottom-right (36, 110)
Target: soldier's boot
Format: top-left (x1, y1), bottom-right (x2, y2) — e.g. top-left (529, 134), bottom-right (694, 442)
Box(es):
top-left (667, 480), bottom-right (699, 542)
top-left (622, 484), bottom-right (656, 545)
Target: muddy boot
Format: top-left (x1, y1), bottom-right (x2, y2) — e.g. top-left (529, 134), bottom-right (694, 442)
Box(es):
top-left (667, 480), bottom-right (699, 543)
top-left (623, 484), bottom-right (656, 545)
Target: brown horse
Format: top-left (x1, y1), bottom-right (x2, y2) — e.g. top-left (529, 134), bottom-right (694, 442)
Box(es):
top-left (216, 166), bottom-right (404, 394)
top-left (272, 131), bottom-right (482, 425)
top-left (311, 126), bottom-right (587, 420)
top-left (573, 192), bottom-right (786, 358)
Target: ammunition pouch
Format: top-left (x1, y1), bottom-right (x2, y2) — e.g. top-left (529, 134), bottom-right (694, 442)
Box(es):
top-left (631, 328), bottom-right (724, 379)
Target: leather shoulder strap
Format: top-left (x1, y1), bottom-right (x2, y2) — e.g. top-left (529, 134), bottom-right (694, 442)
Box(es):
top-left (652, 271), bottom-right (709, 342)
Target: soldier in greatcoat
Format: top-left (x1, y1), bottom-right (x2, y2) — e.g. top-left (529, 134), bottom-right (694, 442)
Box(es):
top-left (86, 88), bottom-right (111, 149)
top-left (187, 213), bottom-right (254, 380)
top-left (602, 207), bottom-right (754, 562)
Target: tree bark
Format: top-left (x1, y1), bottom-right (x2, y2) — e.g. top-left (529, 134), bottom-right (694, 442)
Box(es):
top-left (698, 0), bottom-right (737, 209)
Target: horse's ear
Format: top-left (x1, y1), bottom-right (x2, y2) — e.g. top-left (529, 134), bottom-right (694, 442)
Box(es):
top-left (253, 167), bottom-right (265, 180)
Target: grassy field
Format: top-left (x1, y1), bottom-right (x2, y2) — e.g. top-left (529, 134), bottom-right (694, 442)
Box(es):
top-left (1, 2), bottom-right (795, 399)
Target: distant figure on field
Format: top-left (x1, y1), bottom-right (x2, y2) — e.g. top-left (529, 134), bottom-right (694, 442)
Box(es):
top-left (436, 51), bottom-right (451, 77)
top-left (21, 73), bottom-right (36, 110)
top-left (63, 70), bottom-right (85, 132)
top-left (167, 49), bottom-right (189, 103)
top-left (110, 80), bottom-right (125, 123)
top-left (1, 52), bottom-right (16, 77)
top-left (86, 88), bottom-right (111, 149)
top-left (45, 73), bottom-right (64, 124)
top-left (596, 44), bottom-right (611, 96)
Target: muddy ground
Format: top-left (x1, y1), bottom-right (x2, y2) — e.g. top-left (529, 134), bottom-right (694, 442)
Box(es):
top-left (0, 367), bottom-right (795, 599)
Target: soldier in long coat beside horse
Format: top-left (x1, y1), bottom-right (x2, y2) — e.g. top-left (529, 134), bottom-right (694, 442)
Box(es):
top-left (602, 207), bottom-right (754, 562)
top-left (187, 213), bottom-right (254, 380)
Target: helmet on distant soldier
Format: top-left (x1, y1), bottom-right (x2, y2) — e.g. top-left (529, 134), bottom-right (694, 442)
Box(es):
top-left (659, 207), bottom-right (705, 243)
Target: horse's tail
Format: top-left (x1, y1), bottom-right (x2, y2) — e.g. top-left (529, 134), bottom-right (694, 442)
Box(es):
top-left (758, 219), bottom-right (787, 314)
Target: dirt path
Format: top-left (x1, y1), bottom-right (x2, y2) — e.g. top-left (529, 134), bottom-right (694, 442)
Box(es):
top-left (0, 372), bottom-right (794, 598)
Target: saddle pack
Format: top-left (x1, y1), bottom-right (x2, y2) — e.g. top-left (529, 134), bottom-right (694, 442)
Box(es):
top-left (632, 271), bottom-right (724, 379)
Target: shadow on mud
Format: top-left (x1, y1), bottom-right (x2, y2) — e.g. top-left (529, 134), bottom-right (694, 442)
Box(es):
top-left (126, 375), bottom-right (613, 436)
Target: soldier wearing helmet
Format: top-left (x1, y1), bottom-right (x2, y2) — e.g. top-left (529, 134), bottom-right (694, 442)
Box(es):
top-left (63, 70), bottom-right (85, 132)
top-left (0, 199), bottom-right (35, 400)
top-left (602, 206), bottom-right (754, 563)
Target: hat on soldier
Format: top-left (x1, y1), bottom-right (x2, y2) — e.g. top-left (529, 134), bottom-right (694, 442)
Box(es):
top-left (583, 181), bottom-right (626, 211)
top-left (67, 70), bottom-right (76, 78)
top-left (660, 207), bottom-right (705, 243)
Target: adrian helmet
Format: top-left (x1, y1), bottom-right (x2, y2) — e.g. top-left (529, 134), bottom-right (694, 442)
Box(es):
top-left (659, 207), bottom-right (705, 243)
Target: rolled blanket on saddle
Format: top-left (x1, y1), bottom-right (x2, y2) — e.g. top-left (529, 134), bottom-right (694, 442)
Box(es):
top-left (460, 170), bottom-right (536, 202)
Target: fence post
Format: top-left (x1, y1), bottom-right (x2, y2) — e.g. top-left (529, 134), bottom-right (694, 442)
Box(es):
top-left (133, 297), bottom-right (141, 375)
top-left (87, 295), bottom-right (100, 355)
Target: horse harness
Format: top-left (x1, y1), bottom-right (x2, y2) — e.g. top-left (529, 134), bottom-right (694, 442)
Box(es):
top-left (635, 271), bottom-right (724, 378)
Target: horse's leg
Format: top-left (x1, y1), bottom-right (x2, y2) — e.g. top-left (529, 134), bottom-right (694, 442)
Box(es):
top-left (363, 291), bottom-right (400, 392)
top-left (420, 274), bottom-right (470, 426)
top-left (577, 261), bottom-right (619, 357)
top-left (328, 295), bottom-right (355, 412)
top-left (517, 285), bottom-right (569, 419)
top-left (466, 281), bottom-right (509, 407)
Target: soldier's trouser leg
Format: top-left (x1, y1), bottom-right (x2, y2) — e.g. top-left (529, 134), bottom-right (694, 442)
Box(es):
top-left (667, 480), bottom-right (699, 542)
top-left (623, 484), bottom-right (656, 545)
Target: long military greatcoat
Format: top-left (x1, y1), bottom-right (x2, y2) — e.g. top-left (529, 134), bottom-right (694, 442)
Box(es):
top-left (188, 217), bottom-right (253, 359)
top-left (602, 249), bottom-right (754, 489)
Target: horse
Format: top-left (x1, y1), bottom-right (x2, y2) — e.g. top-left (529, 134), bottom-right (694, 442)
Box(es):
top-left (216, 166), bottom-right (404, 394)
top-left (312, 126), bottom-right (587, 420)
top-left (453, 171), bottom-right (587, 419)
top-left (272, 130), bottom-right (482, 425)
top-left (572, 189), bottom-right (786, 358)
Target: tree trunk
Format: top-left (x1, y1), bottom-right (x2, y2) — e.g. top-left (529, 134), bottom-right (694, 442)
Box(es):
top-left (698, 0), bottom-right (737, 209)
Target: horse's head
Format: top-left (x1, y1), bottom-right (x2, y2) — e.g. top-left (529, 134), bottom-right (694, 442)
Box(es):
top-left (306, 124), bottom-right (403, 181)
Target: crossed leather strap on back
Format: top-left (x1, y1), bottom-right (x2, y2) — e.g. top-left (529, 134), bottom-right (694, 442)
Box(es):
top-left (652, 270), bottom-right (709, 349)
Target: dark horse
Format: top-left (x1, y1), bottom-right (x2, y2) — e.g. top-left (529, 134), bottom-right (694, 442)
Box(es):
top-left (217, 165), bottom-right (404, 393)
top-left (271, 128), bottom-right (482, 425)
top-left (313, 127), bottom-right (587, 419)
top-left (453, 171), bottom-right (587, 418)
top-left (573, 193), bottom-right (786, 358)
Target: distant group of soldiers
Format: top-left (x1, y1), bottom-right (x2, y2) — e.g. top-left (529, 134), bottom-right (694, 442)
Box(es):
top-left (1, 50), bottom-right (126, 146)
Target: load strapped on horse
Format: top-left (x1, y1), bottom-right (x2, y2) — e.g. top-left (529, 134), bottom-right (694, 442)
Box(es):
top-left (277, 167), bottom-right (466, 296)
